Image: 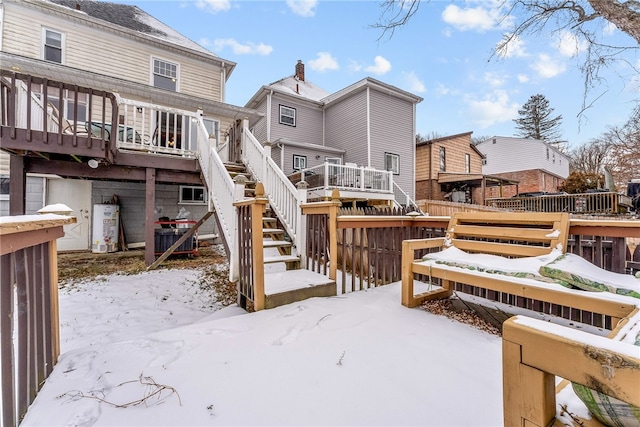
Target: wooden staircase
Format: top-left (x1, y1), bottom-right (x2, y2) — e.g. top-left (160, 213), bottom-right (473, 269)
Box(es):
top-left (223, 162), bottom-right (335, 309)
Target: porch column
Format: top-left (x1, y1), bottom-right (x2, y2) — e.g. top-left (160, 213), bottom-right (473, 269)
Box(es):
top-left (9, 155), bottom-right (26, 215)
top-left (480, 177), bottom-right (486, 206)
top-left (145, 168), bottom-right (156, 266)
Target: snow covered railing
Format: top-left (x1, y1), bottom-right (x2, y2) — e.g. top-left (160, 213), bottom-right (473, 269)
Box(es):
top-left (0, 214), bottom-right (76, 427)
top-left (502, 311), bottom-right (640, 427)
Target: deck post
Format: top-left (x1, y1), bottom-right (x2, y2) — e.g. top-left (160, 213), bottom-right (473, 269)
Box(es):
top-left (145, 168), bottom-right (156, 266)
top-left (9, 155), bottom-right (26, 215)
top-left (296, 181), bottom-right (308, 268)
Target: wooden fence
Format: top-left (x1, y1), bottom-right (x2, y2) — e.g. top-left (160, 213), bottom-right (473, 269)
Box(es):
top-left (302, 196), bottom-right (640, 328)
top-left (486, 191), bottom-right (633, 215)
top-left (1, 215), bottom-right (74, 427)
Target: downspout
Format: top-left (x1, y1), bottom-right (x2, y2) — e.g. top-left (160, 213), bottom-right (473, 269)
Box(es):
top-left (428, 141), bottom-right (433, 200)
top-left (0, 4), bottom-right (4, 51)
top-left (267, 90), bottom-right (273, 142)
top-left (220, 62), bottom-right (226, 102)
top-left (412, 102), bottom-right (416, 201)
top-left (366, 87), bottom-right (371, 167)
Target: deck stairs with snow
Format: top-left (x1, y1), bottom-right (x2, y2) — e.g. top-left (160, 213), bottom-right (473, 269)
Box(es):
top-left (217, 160), bottom-right (335, 309)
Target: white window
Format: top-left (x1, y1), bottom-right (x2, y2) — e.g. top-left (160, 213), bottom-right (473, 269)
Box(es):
top-left (0, 176), bottom-right (9, 201)
top-left (385, 152), bottom-right (400, 175)
top-left (179, 186), bottom-right (206, 205)
top-left (465, 153), bottom-right (470, 174)
top-left (43, 28), bottom-right (63, 63)
top-left (293, 154), bottom-right (307, 171)
top-left (325, 157), bottom-right (342, 165)
top-left (439, 147), bottom-right (446, 172)
top-left (153, 58), bottom-right (178, 91)
top-left (45, 92), bottom-right (89, 123)
top-left (279, 105), bottom-right (296, 127)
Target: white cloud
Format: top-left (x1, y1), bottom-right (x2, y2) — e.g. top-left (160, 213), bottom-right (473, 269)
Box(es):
top-left (496, 34), bottom-right (527, 58)
top-left (555, 31), bottom-right (588, 57)
top-left (483, 72), bottom-right (506, 87)
top-left (364, 56), bottom-right (392, 75)
top-left (405, 72), bottom-right (426, 94)
top-left (517, 74), bottom-right (530, 83)
top-left (465, 90), bottom-right (519, 128)
top-left (195, 0), bottom-right (231, 13)
top-left (286, 0), bottom-right (318, 17)
top-left (212, 38), bottom-right (273, 55)
top-left (308, 52), bottom-right (339, 72)
top-left (441, 4), bottom-right (508, 32)
top-left (435, 83), bottom-right (451, 96)
top-left (603, 22), bottom-right (617, 36)
top-left (531, 53), bottom-right (567, 78)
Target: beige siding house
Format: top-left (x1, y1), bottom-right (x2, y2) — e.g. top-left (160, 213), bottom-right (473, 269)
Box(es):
top-left (0, 0), bottom-right (259, 247)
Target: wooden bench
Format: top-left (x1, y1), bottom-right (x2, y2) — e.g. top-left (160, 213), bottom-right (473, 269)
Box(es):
top-left (401, 211), bottom-right (637, 327)
top-left (503, 307), bottom-right (640, 426)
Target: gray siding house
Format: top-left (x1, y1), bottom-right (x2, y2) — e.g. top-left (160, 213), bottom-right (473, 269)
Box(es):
top-left (245, 61), bottom-right (423, 204)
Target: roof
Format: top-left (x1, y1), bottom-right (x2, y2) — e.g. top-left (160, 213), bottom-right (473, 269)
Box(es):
top-left (245, 74), bottom-right (422, 110)
top-left (416, 131), bottom-right (485, 159)
top-left (437, 173), bottom-right (519, 187)
top-left (24, 0), bottom-right (235, 76)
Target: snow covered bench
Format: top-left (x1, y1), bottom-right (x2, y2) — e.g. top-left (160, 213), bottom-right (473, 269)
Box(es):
top-left (401, 212), bottom-right (638, 327)
top-left (503, 307), bottom-right (640, 427)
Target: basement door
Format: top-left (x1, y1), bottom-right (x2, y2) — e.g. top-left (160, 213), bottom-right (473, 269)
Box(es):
top-left (47, 178), bottom-right (92, 251)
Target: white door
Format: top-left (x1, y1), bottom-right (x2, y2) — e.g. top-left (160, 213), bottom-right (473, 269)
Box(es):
top-left (47, 179), bottom-right (91, 251)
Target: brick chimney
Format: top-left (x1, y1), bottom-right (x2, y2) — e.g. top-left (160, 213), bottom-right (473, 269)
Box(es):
top-left (295, 60), bottom-right (305, 82)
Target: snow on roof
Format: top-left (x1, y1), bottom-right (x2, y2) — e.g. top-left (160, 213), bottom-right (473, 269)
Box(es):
top-left (268, 76), bottom-right (330, 102)
top-left (45, 0), bottom-right (216, 57)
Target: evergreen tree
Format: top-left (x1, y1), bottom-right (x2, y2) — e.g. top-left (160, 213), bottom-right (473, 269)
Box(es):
top-left (513, 94), bottom-right (564, 145)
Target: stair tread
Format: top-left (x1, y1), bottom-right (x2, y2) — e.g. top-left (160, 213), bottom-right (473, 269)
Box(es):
top-left (263, 240), bottom-right (292, 248)
top-left (263, 228), bottom-right (285, 234)
top-left (264, 254), bottom-right (300, 264)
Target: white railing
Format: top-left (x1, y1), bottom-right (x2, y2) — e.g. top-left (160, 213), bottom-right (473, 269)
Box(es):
top-left (393, 182), bottom-right (422, 212)
top-left (195, 115), bottom-right (241, 280)
top-left (241, 124), bottom-right (302, 251)
top-left (114, 96), bottom-right (198, 158)
top-left (295, 163), bottom-right (394, 193)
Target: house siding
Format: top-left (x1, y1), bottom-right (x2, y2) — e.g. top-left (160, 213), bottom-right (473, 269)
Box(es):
top-left (325, 90), bottom-right (368, 167)
top-left (2, 1), bottom-right (222, 102)
top-left (268, 93), bottom-right (324, 146)
top-left (251, 100), bottom-right (268, 143)
top-left (92, 181), bottom-right (218, 245)
top-left (0, 176), bottom-right (45, 216)
top-left (477, 137), bottom-right (569, 178)
top-left (368, 89), bottom-right (415, 198)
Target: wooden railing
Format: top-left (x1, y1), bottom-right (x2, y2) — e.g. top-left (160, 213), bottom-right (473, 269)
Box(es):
top-left (301, 196), bottom-right (640, 326)
top-left (1, 214), bottom-right (75, 427)
top-left (487, 192), bottom-right (633, 215)
top-left (502, 311), bottom-right (640, 427)
top-left (234, 183), bottom-right (268, 311)
top-left (418, 199), bottom-right (502, 216)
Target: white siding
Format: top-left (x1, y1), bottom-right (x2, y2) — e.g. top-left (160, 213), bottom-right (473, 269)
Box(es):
top-left (477, 136), bottom-right (569, 178)
top-left (2, 2), bottom-right (223, 102)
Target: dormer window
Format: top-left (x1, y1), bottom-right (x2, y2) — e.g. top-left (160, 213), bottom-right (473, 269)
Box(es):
top-left (279, 105), bottom-right (296, 127)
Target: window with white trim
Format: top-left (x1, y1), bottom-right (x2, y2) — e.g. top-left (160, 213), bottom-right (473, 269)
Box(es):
top-left (0, 176), bottom-right (9, 201)
top-left (293, 154), bottom-right (307, 171)
top-left (153, 58), bottom-right (178, 91)
top-left (43, 28), bottom-right (63, 63)
top-left (326, 157), bottom-right (342, 165)
top-left (179, 186), bottom-right (206, 204)
top-left (465, 153), bottom-right (470, 173)
top-left (385, 152), bottom-right (400, 175)
top-left (279, 105), bottom-right (296, 127)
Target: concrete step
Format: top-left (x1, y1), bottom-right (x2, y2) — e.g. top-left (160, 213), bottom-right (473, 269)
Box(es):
top-left (264, 269), bottom-right (337, 309)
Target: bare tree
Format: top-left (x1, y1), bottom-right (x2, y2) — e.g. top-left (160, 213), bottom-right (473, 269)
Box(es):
top-left (374, 1), bottom-right (639, 112)
top-left (568, 138), bottom-right (612, 174)
top-left (604, 103), bottom-right (640, 186)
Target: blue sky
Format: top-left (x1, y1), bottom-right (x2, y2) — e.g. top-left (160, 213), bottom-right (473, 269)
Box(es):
top-left (115, 0), bottom-right (638, 146)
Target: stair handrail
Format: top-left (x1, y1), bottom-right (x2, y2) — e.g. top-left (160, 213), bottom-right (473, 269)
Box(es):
top-left (194, 114), bottom-right (239, 280)
top-left (393, 181), bottom-right (422, 213)
top-left (240, 121), bottom-right (302, 251)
